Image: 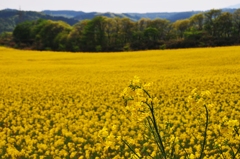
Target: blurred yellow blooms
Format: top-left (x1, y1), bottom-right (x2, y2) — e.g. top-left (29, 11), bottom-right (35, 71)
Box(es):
top-left (130, 152), bottom-right (142, 159)
top-left (227, 119), bottom-right (239, 128)
top-left (98, 127), bottom-right (109, 138)
top-left (189, 154), bottom-right (195, 159)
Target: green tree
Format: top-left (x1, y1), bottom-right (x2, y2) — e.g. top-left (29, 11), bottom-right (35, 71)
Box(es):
top-left (37, 20), bottom-right (71, 50)
top-left (204, 9), bottom-right (222, 36)
top-left (144, 27), bottom-right (158, 41)
top-left (67, 19), bottom-right (90, 52)
top-left (13, 21), bottom-right (33, 44)
top-left (149, 18), bottom-right (171, 40)
top-left (81, 16), bottom-right (106, 51)
top-left (111, 17), bottom-right (122, 49)
top-left (233, 9), bottom-right (240, 38)
top-left (183, 13), bottom-right (205, 41)
top-left (215, 12), bottom-right (233, 38)
top-left (54, 29), bottom-right (71, 51)
top-left (137, 18), bottom-right (151, 32)
top-left (173, 19), bottom-right (190, 38)
top-left (0, 32), bottom-right (13, 46)
top-left (104, 17), bottom-right (116, 50)
top-left (131, 18), bottom-right (150, 49)
top-left (119, 17), bottom-right (135, 44)
top-left (190, 13), bottom-right (204, 30)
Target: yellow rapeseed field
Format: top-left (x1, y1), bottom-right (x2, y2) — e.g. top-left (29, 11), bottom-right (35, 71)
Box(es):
top-left (0, 46), bottom-right (240, 158)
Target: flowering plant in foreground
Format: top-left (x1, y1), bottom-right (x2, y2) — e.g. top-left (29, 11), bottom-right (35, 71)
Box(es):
top-left (121, 76), bottom-right (240, 159)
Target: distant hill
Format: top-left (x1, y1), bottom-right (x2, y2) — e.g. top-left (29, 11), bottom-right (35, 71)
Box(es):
top-left (0, 9), bottom-right (79, 34)
top-left (73, 12), bottom-right (141, 21)
top-left (126, 12), bottom-right (176, 20)
top-left (42, 10), bottom-right (85, 18)
top-left (165, 11), bottom-right (201, 22)
top-left (0, 9), bottom-right (79, 24)
top-left (221, 8), bottom-right (238, 13)
top-left (41, 10), bottom-right (200, 22)
top-left (42, 10), bottom-right (143, 21)
top-left (227, 3), bottom-right (240, 9)
top-left (42, 9), bottom-right (236, 22)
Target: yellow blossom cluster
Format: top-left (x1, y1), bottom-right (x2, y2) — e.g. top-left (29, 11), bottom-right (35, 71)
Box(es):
top-left (0, 46), bottom-right (240, 158)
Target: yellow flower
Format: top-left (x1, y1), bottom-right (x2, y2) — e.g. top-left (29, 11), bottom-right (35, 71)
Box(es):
top-left (70, 151), bottom-right (77, 158)
top-left (98, 127), bottom-right (108, 138)
top-left (40, 155), bottom-right (46, 159)
top-left (189, 154), bottom-right (195, 159)
top-left (130, 152), bottom-right (142, 159)
top-left (6, 146), bottom-right (21, 158)
top-left (227, 119), bottom-right (239, 128)
top-left (132, 76), bottom-right (141, 86)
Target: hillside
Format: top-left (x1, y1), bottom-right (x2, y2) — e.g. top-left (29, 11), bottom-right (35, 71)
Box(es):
top-left (0, 9), bottom-right (79, 34)
top-left (42, 10), bottom-right (85, 18)
top-left (42, 9), bottom-right (237, 22)
top-left (73, 12), bottom-right (140, 21)
top-left (227, 3), bottom-right (240, 9)
top-left (42, 10), bottom-right (201, 22)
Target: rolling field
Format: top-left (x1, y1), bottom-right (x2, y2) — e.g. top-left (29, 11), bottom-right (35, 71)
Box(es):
top-left (0, 46), bottom-right (240, 158)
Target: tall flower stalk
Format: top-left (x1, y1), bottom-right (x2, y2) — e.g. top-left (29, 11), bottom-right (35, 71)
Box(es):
top-left (121, 77), bottom-right (213, 159)
top-left (121, 76), bottom-right (169, 158)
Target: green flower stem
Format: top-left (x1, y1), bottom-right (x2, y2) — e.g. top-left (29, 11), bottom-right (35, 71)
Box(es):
top-left (199, 104), bottom-right (209, 159)
top-left (228, 144), bottom-right (240, 159)
top-left (234, 127), bottom-right (239, 136)
top-left (178, 142), bottom-right (189, 157)
top-left (143, 88), bottom-right (167, 158)
top-left (145, 100), bottom-right (166, 159)
top-left (122, 139), bottom-right (142, 159)
top-left (234, 146), bottom-right (240, 159)
top-left (146, 116), bottom-right (163, 155)
top-left (142, 89), bottom-right (151, 99)
top-left (151, 107), bottom-right (167, 159)
top-left (219, 146), bottom-right (227, 159)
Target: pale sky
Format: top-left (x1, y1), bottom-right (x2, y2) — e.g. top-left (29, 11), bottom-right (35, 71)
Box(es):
top-left (1, 0), bottom-right (240, 13)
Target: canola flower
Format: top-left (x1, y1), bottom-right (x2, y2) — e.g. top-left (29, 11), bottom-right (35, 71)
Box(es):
top-left (121, 77), bottom-right (240, 159)
top-left (0, 46), bottom-right (240, 158)
top-left (121, 77), bottom-right (211, 158)
top-left (121, 76), bottom-right (168, 158)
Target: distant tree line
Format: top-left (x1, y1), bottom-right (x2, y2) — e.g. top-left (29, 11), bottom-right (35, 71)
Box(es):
top-left (1, 9), bottom-right (240, 52)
